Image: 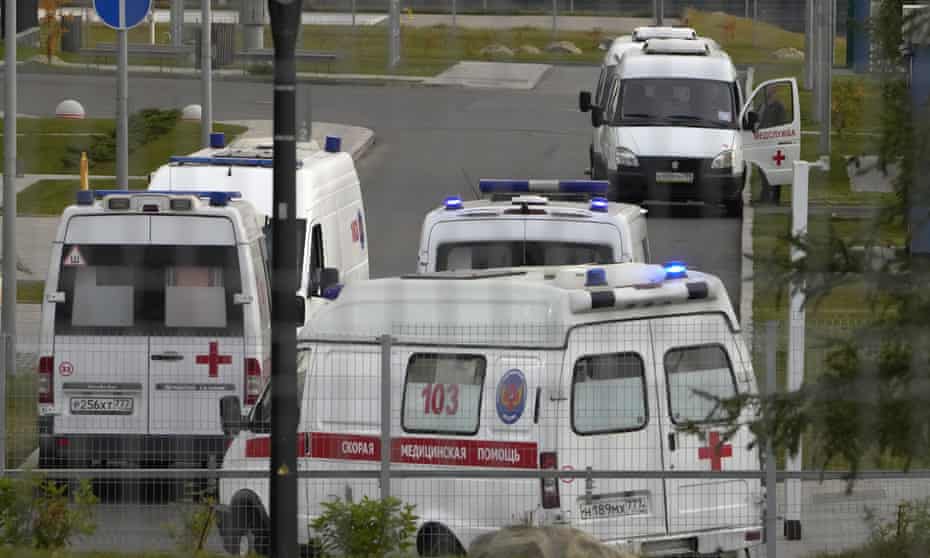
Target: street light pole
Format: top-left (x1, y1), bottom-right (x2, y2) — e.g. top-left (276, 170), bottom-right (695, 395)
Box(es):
top-left (268, 0), bottom-right (302, 554)
top-left (201, 0), bottom-right (212, 147)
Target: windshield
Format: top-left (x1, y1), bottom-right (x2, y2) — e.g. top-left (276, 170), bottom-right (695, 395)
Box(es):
top-left (436, 241), bottom-right (614, 271)
top-left (614, 78), bottom-right (737, 128)
top-left (54, 244), bottom-right (243, 335)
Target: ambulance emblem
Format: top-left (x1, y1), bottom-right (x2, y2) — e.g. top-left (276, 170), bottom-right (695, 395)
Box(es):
top-left (496, 369), bottom-right (527, 425)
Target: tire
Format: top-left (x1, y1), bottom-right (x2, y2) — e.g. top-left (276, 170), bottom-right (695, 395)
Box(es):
top-left (417, 523), bottom-right (465, 557)
top-left (223, 503), bottom-right (269, 556)
top-left (724, 197), bottom-right (744, 219)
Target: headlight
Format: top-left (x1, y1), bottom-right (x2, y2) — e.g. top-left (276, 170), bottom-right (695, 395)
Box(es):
top-left (616, 147), bottom-right (639, 168)
top-left (711, 150), bottom-right (734, 170)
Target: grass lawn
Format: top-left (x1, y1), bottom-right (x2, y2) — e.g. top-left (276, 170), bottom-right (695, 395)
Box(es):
top-left (17, 178), bottom-right (147, 215)
top-left (0, 119), bottom-right (245, 175)
top-left (0, 550), bottom-right (236, 558)
top-left (6, 372), bottom-right (38, 470)
top-left (16, 279), bottom-right (44, 304)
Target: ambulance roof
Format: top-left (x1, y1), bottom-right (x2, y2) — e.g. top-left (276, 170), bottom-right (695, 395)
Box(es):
top-left (617, 41), bottom-right (736, 82)
top-left (57, 191), bottom-right (264, 243)
top-left (300, 262), bottom-right (738, 348)
top-left (148, 137), bottom-right (358, 218)
top-left (422, 196), bottom-right (644, 229)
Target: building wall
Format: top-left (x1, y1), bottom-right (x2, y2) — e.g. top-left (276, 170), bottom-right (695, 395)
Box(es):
top-left (1, 0), bottom-right (39, 36)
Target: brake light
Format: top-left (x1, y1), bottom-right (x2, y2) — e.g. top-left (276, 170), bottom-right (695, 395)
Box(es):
top-left (38, 356), bottom-right (54, 404)
top-left (245, 358), bottom-right (262, 406)
top-left (540, 451), bottom-right (560, 509)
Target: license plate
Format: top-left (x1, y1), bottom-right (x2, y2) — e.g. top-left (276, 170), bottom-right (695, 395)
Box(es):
top-left (579, 495), bottom-right (649, 520)
top-left (70, 397), bottom-right (134, 415)
top-left (655, 172), bottom-right (694, 184)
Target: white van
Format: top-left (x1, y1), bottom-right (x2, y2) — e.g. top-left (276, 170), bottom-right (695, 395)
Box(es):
top-left (579, 37), bottom-right (801, 217)
top-left (217, 262), bottom-right (762, 557)
top-left (417, 179), bottom-right (650, 272)
top-left (36, 190), bottom-right (281, 470)
top-left (149, 136), bottom-right (368, 325)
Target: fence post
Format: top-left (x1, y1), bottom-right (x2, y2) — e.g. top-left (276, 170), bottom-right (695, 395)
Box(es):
top-left (765, 321), bottom-right (778, 557)
top-left (379, 334), bottom-right (393, 501)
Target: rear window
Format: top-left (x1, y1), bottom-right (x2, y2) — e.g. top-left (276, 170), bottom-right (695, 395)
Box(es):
top-left (436, 241), bottom-right (613, 271)
top-left (402, 354), bottom-right (486, 435)
top-left (572, 353), bottom-right (648, 434)
top-left (665, 345), bottom-right (737, 423)
top-left (54, 244), bottom-right (243, 335)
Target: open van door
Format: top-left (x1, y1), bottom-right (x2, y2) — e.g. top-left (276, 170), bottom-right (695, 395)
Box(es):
top-left (740, 77), bottom-right (801, 186)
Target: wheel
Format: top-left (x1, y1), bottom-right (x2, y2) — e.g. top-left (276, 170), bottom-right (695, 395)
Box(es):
top-left (417, 523), bottom-right (465, 557)
top-left (223, 504), bottom-right (269, 556)
top-left (724, 197), bottom-right (744, 219)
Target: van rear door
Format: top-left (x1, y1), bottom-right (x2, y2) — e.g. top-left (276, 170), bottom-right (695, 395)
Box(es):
top-left (147, 216), bottom-right (246, 439)
top-left (559, 322), bottom-right (667, 542)
top-left (650, 315), bottom-right (761, 535)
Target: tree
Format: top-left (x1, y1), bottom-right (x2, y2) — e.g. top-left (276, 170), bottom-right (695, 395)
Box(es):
top-left (738, 1), bottom-right (930, 475)
top-left (39, 0), bottom-right (64, 63)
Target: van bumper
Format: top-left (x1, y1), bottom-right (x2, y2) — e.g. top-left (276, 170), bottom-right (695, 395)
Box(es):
top-left (604, 525), bottom-right (763, 556)
top-left (39, 427), bottom-right (225, 468)
top-left (609, 165), bottom-right (743, 204)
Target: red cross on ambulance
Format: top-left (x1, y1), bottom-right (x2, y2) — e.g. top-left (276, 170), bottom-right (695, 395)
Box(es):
top-left (196, 341), bottom-right (232, 378)
top-left (698, 431), bottom-right (733, 471)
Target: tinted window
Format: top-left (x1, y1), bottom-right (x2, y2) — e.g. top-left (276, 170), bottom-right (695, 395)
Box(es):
top-left (615, 78), bottom-right (737, 127)
top-left (752, 81), bottom-right (794, 129)
top-left (403, 354), bottom-right (486, 435)
top-left (665, 345), bottom-right (737, 423)
top-left (55, 244), bottom-right (242, 335)
top-left (572, 353), bottom-right (647, 434)
top-left (436, 241), bottom-right (613, 271)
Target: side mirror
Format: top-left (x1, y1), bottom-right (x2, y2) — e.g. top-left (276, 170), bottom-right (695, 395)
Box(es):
top-left (579, 91), bottom-right (592, 113)
top-left (295, 295), bottom-right (306, 326)
top-left (591, 107), bottom-right (603, 128)
top-left (220, 395), bottom-right (244, 437)
top-left (743, 111), bottom-right (760, 132)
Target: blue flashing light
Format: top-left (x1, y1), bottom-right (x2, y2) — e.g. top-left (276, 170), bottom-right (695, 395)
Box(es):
top-left (664, 261), bottom-right (688, 279)
top-left (478, 180), bottom-right (531, 194)
top-left (585, 268), bottom-right (608, 287)
top-left (558, 180), bottom-right (609, 194)
top-left (444, 196), bottom-right (464, 210)
top-left (169, 155), bottom-right (274, 168)
top-left (590, 197), bottom-right (609, 212)
top-left (324, 136), bottom-right (342, 153)
top-left (322, 284), bottom-right (344, 300)
top-left (92, 190), bottom-right (242, 206)
top-left (75, 190), bottom-right (94, 205)
top-left (209, 132), bottom-right (226, 149)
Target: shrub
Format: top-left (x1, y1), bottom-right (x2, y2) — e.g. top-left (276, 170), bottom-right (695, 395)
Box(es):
top-left (61, 108), bottom-right (181, 169)
top-left (0, 474), bottom-right (98, 549)
top-left (815, 497), bottom-right (930, 557)
top-left (832, 79), bottom-right (867, 138)
top-left (309, 496), bottom-right (418, 558)
top-left (167, 491), bottom-right (218, 555)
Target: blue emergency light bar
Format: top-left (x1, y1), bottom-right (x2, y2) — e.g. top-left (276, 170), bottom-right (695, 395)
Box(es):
top-left (589, 197), bottom-right (609, 212)
top-left (82, 190), bottom-right (243, 207)
top-left (663, 261), bottom-right (688, 279)
top-left (444, 196), bottom-right (464, 210)
top-left (478, 179), bottom-right (609, 195)
top-left (169, 155), bottom-right (274, 168)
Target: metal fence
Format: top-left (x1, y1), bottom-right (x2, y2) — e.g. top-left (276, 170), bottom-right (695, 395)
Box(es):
top-left (0, 317), bottom-right (928, 557)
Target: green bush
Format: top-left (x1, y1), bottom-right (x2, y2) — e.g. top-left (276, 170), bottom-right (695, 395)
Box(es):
top-left (815, 497), bottom-right (930, 557)
top-left (61, 108), bottom-right (181, 168)
top-left (0, 474), bottom-right (98, 549)
top-left (165, 485), bottom-right (218, 555)
top-left (309, 496), bottom-right (418, 558)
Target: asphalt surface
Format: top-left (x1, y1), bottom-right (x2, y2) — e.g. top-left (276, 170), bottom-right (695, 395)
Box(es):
top-left (4, 66), bottom-right (747, 554)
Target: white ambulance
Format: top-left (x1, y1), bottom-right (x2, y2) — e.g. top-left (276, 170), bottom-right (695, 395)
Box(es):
top-left (36, 190), bottom-right (281, 470)
top-left (417, 179), bottom-right (650, 272)
top-left (148, 136), bottom-right (368, 325)
top-left (580, 37), bottom-right (801, 217)
top-left (217, 262), bottom-right (762, 557)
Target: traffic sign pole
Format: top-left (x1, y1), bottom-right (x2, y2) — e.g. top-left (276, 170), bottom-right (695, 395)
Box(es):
top-left (117, 0), bottom-right (129, 189)
top-left (200, 0), bottom-right (212, 148)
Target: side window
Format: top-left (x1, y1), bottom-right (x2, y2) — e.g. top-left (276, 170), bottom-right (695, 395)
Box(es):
top-left (642, 238), bottom-right (651, 263)
top-left (572, 353), bottom-right (647, 434)
top-left (665, 345), bottom-right (737, 423)
top-left (309, 224), bottom-right (324, 295)
top-left (753, 82), bottom-right (793, 129)
top-left (402, 353), bottom-right (486, 435)
top-left (296, 218), bottom-right (307, 287)
top-left (250, 240), bottom-right (271, 327)
top-left (604, 78), bottom-right (620, 121)
top-left (594, 67), bottom-right (607, 106)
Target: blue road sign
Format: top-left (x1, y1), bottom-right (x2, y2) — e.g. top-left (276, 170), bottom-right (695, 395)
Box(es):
top-left (94, 0), bottom-right (151, 30)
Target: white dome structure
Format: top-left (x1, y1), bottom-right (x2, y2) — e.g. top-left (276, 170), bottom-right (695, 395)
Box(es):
top-left (55, 99), bottom-right (85, 120)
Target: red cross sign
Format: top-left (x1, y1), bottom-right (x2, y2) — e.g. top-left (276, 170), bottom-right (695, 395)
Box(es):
top-left (698, 431), bottom-right (733, 471)
top-left (772, 149), bottom-right (786, 167)
top-left (196, 341), bottom-right (232, 378)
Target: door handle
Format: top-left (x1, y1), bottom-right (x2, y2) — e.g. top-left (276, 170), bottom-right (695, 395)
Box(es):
top-left (668, 432), bottom-right (677, 452)
top-left (151, 352), bottom-right (184, 362)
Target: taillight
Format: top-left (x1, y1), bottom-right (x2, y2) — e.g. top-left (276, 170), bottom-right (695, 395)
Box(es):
top-left (245, 358), bottom-right (262, 406)
top-left (540, 451), bottom-right (560, 509)
top-left (38, 356), bottom-right (54, 404)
